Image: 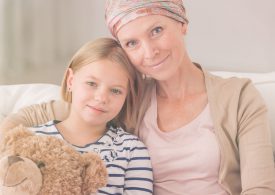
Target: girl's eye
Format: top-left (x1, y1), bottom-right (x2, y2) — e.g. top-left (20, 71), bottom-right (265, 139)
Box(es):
top-left (152, 26), bottom-right (163, 36)
top-left (125, 40), bottom-right (138, 48)
top-left (87, 81), bottom-right (97, 87)
top-left (111, 88), bottom-right (122, 95)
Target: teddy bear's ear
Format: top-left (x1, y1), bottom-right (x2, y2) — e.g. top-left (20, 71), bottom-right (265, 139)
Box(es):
top-left (81, 152), bottom-right (108, 194)
top-left (0, 125), bottom-right (34, 152)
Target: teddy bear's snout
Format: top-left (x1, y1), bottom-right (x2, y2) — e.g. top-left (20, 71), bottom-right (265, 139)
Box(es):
top-left (0, 155), bottom-right (42, 189)
top-left (3, 155), bottom-right (28, 187)
top-left (8, 155), bottom-right (24, 166)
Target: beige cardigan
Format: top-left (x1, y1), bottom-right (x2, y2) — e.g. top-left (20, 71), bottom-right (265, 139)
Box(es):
top-left (1, 70), bottom-right (275, 195)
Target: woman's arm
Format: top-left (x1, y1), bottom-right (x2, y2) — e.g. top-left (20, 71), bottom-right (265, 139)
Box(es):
top-left (0, 100), bottom-right (69, 134)
top-left (238, 82), bottom-right (275, 194)
top-left (124, 140), bottom-right (153, 195)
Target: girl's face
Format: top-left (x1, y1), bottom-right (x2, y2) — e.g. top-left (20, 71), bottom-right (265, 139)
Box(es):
top-left (67, 59), bottom-right (129, 127)
top-left (117, 14), bottom-right (188, 81)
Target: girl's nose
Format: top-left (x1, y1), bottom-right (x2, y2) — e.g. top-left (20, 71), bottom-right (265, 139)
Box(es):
top-left (94, 88), bottom-right (108, 104)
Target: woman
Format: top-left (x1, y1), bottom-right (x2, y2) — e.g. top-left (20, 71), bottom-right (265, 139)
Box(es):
top-left (1, 0), bottom-right (275, 194)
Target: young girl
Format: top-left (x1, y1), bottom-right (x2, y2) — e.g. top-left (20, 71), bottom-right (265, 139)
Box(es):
top-left (29, 38), bottom-right (153, 195)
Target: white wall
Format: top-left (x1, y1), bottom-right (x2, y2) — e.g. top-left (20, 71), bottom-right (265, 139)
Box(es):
top-left (185, 0), bottom-right (275, 72)
top-left (0, 0), bottom-right (109, 85)
top-left (0, 0), bottom-right (274, 85)
top-left (0, 0), bottom-right (4, 80)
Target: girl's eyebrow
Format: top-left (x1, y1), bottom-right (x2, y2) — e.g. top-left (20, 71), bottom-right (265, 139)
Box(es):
top-left (110, 82), bottom-right (128, 90)
top-left (113, 85), bottom-right (127, 90)
top-left (86, 75), bottom-right (99, 81)
top-left (86, 75), bottom-right (127, 90)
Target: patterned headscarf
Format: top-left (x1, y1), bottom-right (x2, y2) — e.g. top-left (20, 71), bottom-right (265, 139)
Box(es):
top-left (105, 0), bottom-right (188, 38)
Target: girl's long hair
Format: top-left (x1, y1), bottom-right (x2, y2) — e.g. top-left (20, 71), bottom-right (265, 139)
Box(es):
top-left (60, 37), bottom-right (143, 132)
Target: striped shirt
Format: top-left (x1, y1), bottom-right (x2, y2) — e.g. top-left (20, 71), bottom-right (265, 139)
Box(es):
top-left (29, 120), bottom-right (153, 195)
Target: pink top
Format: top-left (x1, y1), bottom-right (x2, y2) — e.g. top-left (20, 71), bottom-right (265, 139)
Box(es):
top-left (139, 87), bottom-right (228, 195)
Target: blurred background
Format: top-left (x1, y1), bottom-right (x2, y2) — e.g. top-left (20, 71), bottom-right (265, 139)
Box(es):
top-left (0, 0), bottom-right (275, 85)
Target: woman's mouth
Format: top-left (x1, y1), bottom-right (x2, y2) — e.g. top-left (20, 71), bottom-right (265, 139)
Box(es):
top-left (148, 55), bottom-right (169, 69)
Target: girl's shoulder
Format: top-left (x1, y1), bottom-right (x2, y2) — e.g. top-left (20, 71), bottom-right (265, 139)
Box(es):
top-left (99, 126), bottom-right (150, 162)
top-left (28, 120), bottom-right (59, 132)
top-left (107, 126), bottom-right (147, 148)
top-left (27, 120), bottom-right (63, 140)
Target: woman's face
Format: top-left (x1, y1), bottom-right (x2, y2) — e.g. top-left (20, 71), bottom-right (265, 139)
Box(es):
top-left (117, 14), bottom-right (188, 81)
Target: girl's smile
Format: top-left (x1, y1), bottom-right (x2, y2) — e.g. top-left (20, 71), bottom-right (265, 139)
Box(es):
top-left (87, 104), bottom-right (107, 114)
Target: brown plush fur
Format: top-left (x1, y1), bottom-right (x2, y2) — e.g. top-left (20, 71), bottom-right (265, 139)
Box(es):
top-left (0, 125), bottom-right (108, 195)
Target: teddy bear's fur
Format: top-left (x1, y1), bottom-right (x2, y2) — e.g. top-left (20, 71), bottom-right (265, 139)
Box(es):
top-left (0, 125), bottom-right (108, 195)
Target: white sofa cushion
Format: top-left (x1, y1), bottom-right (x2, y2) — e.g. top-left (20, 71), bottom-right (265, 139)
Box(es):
top-left (0, 71), bottom-right (274, 153)
top-left (0, 83), bottom-right (60, 122)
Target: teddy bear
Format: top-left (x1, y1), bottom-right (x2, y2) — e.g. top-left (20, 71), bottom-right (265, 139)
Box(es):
top-left (0, 125), bottom-right (108, 195)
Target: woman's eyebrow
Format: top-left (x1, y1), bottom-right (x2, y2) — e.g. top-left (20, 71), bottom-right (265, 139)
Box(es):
top-left (119, 21), bottom-right (162, 43)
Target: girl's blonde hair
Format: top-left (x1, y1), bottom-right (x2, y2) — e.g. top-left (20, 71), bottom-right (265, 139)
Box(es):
top-left (61, 37), bottom-right (143, 131)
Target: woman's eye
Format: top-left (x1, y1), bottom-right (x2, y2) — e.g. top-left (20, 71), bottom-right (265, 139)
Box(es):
top-left (125, 40), bottom-right (137, 48)
top-left (152, 26), bottom-right (163, 36)
top-left (111, 88), bottom-right (122, 95)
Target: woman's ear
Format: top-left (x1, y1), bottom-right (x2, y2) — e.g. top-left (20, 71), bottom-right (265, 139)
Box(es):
top-left (66, 68), bottom-right (74, 91)
top-left (181, 22), bottom-right (188, 35)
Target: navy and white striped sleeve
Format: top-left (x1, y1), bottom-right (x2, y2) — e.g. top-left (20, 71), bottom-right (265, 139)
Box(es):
top-left (124, 138), bottom-right (153, 194)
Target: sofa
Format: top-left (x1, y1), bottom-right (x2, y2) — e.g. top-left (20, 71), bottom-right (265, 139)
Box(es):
top-left (0, 71), bottom-right (275, 158)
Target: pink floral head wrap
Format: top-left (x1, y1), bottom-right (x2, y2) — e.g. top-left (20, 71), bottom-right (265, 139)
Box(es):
top-left (105, 0), bottom-right (188, 38)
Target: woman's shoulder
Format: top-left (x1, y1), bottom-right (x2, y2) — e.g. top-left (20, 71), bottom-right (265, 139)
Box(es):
top-left (203, 69), bottom-right (267, 110)
top-left (203, 69), bottom-right (257, 97)
top-left (195, 63), bottom-right (252, 91)
top-left (205, 70), bottom-right (252, 86)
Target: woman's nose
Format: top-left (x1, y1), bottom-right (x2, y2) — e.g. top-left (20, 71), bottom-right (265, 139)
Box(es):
top-left (142, 41), bottom-right (159, 60)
